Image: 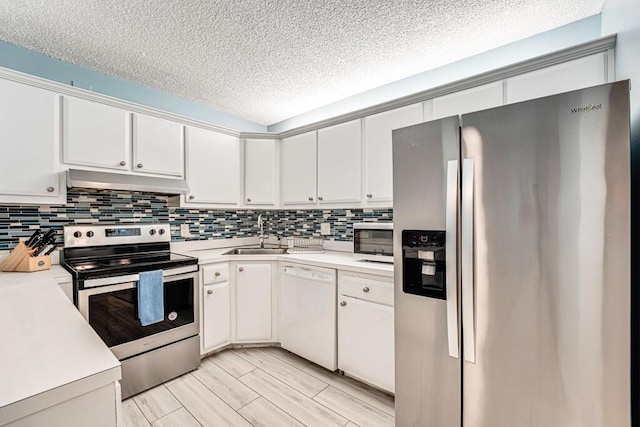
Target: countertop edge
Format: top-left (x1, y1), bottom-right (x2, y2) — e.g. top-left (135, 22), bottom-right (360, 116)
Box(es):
top-left (183, 248), bottom-right (394, 277)
top-left (0, 277), bottom-right (121, 424)
top-left (0, 365), bottom-right (121, 426)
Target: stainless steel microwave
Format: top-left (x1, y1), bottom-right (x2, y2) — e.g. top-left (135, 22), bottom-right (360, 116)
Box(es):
top-left (353, 223), bottom-right (393, 263)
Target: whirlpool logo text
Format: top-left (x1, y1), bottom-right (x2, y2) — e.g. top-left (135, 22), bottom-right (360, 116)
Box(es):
top-left (570, 103), bottom-right (602, 114)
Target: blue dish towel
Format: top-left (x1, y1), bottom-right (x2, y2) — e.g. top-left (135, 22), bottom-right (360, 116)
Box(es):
top-left (138, 270), bottom-right (164, 326)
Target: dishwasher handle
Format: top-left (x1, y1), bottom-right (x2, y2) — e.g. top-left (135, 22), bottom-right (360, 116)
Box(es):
top-left (282, 265), bottom-right (336, 284)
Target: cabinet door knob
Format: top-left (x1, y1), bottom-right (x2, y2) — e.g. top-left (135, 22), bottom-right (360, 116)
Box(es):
top-left (215, 271), bottom-right (221, 277)
top-left (189, 195), bottom-right (195, 200)
top-left (317, 196), bottom-right (323, 201)
top-left (119, 160), bottom-right (127, 166)
top-left (246, 198), bottom-right (251, 202)
top-left (340, 301), bottom-right (347, 307)
top-left (137, 163), bottom-right (144, 168)
top-left (308, 196), bottom-right (314, 201)
top-left (363, 286), bottom-right (370, 293)
top-left (366, 193), bottom-right (373, 198)
top-left (238, 267), bottom-right (244, 272)
top-left (46, 187), bottom-right (55, 193)
top-left (207, 289), bottom-right (213, 295)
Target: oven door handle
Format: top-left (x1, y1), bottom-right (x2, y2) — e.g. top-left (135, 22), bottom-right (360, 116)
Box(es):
top-left (82, 265), bottom-right (198, 288)
top-left (80, 281), bottom-right (137, 297)
top-left (84, 273), bottom-right (140, 289)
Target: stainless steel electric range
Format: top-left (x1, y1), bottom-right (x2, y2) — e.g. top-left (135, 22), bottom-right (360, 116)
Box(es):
top-left (61, 223), bottom-right (199, 399)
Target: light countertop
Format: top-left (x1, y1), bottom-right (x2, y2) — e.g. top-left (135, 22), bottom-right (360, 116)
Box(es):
top-left (176, 244), bottom-right (394, 278)
top-left (0, 264), bottom-right (70, 284)
top-left (0, 275), bottom-right (120, 425)
top-left (0, 237), bottom-right (391, 424)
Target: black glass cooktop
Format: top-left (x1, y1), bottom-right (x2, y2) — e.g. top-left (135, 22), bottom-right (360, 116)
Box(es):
top-left (63, 251), bottom-right (198, 280)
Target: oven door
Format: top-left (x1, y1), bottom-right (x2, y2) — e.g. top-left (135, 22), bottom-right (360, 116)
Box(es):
top-left (77, 271), bottom-right (199, 360)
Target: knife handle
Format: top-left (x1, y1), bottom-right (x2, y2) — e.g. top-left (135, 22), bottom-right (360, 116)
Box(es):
top-left (42, 244), bottom-right (58, 256)
top-left (25, 230), bottom-right (42, 248)
top-left (32, 244), bottom-right (47, 257)
top-left (41, 229), bottom-right (56, 243)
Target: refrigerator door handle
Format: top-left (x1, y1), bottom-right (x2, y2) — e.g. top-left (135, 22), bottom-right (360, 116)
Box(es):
top-left (462, 157), bottom-right (476, 363)
top-left (445, 160), bottom-right (459, 358)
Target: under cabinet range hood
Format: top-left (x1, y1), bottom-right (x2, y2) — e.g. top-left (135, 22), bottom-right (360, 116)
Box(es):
top-left (66, 169), bottom-right (190, 195)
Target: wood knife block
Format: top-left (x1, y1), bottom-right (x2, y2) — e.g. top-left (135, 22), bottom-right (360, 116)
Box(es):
top-left (0, 241), bottom-right (51, 272)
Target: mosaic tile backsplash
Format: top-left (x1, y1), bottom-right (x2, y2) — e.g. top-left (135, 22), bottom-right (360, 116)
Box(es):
top-left (0, 189), bottom-right (393, 250)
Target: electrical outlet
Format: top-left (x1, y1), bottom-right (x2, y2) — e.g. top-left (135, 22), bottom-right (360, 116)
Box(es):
top-left (180, 224), bottom-right (192, 237)
top-left (320, 223), bottom-right (331, 236)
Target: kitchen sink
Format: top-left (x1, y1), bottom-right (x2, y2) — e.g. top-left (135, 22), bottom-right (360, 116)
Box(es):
top-left (223, 247), bottom-right (288, 255)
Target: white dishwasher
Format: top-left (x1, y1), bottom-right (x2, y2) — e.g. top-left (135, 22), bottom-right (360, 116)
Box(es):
top-left (279, 264), bottom-right (337, 370)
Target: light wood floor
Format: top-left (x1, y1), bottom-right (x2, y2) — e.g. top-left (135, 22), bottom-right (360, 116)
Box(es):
top-left (122, 347), bottom-right (395, 427)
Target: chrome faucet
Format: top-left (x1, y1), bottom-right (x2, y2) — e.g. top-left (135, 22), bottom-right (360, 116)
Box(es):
top-left (258, 213), bottom-right (267, 248)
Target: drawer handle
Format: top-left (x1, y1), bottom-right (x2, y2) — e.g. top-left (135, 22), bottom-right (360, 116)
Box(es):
top-left (247, 198), bottom-right (251, 202)
top-left (137, 163), bottom-right (144, 169)
top-left (308, 196), bottom-right (314, 201)
top-left (119, 160), bottom-right (127, 166)
top-left (215, 271), bottom-right (221, 277)
top-left (340, 301), bottom-right (347, 307)
top-left (46, 186), bottom-right (55, 193)
top-left (239, 267), bottom-right (244, 272)
top-left (207, 289), bottom-right (213, 295)
top-left (189, 195), bottom-right (195, 200)
top-left (363, 286), bottom-right (370, 293)
top-left (366, 193), bottom-right (372, 198)
top-left (318, 196), bottom-right (324, 201)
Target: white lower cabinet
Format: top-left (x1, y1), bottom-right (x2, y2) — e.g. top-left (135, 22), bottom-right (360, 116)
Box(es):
top-left (338, 271), bottom-right (395, 393)
top-left (201, 263), bottom-right (230, 354)
top-left (6, 382), bottom-right (119, 427)
top-left (234, 263), bottom-right (275, 342)
top-left (202, 282), bottom-right (230, 352)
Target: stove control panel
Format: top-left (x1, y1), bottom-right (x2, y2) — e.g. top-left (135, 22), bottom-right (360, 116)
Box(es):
top-left (64, 224), bottom-right (171, 248)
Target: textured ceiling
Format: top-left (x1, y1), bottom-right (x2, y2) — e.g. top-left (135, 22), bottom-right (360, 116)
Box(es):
top-left (0, 0), bottom-right (603, 125)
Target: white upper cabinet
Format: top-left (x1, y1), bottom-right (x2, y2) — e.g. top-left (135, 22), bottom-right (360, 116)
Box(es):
top-left (132, 113), bottom-right (184, 177)
top-left (506, 53), bottom-right (607, 104)
top-left (245, 139), bottom-right (277, 205)
top-left (184, 126), bottom-right (240, 205)
top-left (62, 96), bottom-right (131, 170)
top-left (281, 131), bottom-right (317, 205)
top-left (363, 103), bottom-right (423, 203)
top-left (317, 119), bottom-right (362, 204)
top-left (432, 81), bottom-right (504, 119)
top-left (0, 79), bottom-right (61, 202)
top-left (62, 97), bottom-right (185, 177)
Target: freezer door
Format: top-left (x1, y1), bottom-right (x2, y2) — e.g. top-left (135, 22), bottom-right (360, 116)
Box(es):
top-left (461, 81), bottom-right (630, 427)
top-left (392, 116), bottom-right (461, 426)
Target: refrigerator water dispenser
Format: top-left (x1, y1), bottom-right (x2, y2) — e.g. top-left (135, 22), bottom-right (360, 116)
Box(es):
top-left (402, 230), bottom-right (446, 299)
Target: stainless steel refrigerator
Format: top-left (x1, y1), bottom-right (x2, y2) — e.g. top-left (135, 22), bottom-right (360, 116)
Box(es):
top-left (392, 80), bottom-right (631, 426)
